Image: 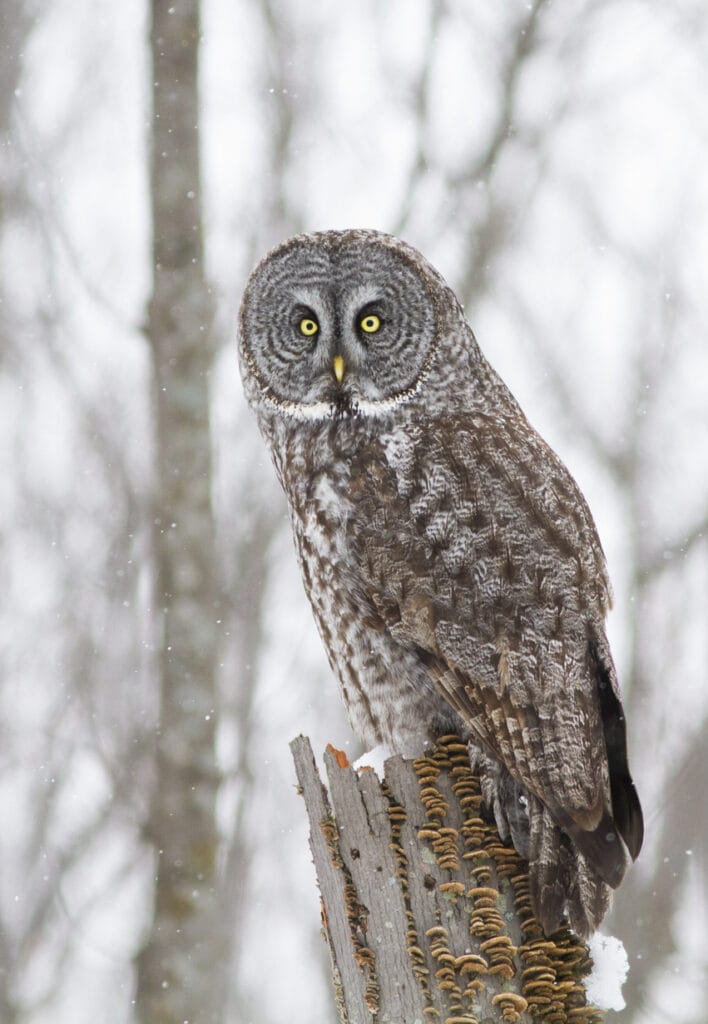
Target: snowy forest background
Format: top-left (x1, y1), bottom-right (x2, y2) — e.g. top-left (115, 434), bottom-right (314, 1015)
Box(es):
top-left (1, 0), bottom-right (707, 1021)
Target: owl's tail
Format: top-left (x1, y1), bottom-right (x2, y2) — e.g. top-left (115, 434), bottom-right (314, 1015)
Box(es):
top-left (526, 794), bottom-right (612, 938)
top-left (475, 754), bottom-right (616, 937)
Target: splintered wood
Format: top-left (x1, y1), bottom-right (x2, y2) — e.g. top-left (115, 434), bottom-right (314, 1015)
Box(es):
top-left (290, 734), bottom-right (604, 1024)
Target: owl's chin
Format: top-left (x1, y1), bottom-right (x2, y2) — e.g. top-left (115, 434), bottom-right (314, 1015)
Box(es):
top-left (325, 385), bottom-right (416, 421)
top-left (331, 391), bottom-right (359, 419)
top-left (275, 381), bottom-right (368, 421)
top-left (261, 381), bottom-right (420, 423)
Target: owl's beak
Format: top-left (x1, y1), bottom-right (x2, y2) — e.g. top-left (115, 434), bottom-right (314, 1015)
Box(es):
top-left (333, 354), bottom-right (345, 384)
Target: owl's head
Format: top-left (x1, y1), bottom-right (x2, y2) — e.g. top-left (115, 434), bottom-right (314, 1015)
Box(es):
top-left (238, 229), bottom-right (465, 421)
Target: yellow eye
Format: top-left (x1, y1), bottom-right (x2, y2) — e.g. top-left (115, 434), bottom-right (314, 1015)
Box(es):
top-left (299, 317), bottom-right (319, 337)
top-left (360, 314), bottom-right (381, 334)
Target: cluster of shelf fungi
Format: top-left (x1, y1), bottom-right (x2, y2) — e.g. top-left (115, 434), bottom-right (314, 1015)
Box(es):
top-left (291, 733), bottom-right (603, 1024)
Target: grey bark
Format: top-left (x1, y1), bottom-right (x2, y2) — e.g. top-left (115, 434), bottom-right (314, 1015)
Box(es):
top-left (292, 735), bottom-right (602, 1024)
top-left (135, 2), bottom-right (224, 1021)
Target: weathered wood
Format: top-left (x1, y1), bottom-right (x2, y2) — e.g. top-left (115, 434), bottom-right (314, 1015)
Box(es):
top-left (291, 736), bottom-right (374, 1023)
top-left (292, 734), bottom-right (604, 1024)
top-left (324, 746), bottom-right (427, 1022)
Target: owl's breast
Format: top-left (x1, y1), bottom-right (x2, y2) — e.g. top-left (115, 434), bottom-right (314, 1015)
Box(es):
top-left (288, 457), bottom-right (362, 626)
top-left (280, 423), bottom-right (456, 752)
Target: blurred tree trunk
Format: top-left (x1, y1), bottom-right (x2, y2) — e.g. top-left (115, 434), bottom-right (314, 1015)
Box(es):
top-left (0, 11), bottom-right (27, 1018)
top-left (0, 0), bottom-right (30, 348)
top-left (135, 2), bottom-right (225, 1021)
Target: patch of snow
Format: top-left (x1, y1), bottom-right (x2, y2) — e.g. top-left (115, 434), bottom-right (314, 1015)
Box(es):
top-left (354, 743), bottom-right (394, 778)
top-left (586, 933), bottom-right (629, 1011)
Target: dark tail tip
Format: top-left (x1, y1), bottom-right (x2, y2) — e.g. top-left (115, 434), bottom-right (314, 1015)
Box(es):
top-left (591, 639), bottom-right (645, 860)
top-left (612, 772), bottom-right (644, 860)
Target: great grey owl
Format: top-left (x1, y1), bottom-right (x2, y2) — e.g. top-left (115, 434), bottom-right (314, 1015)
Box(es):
top-left (238, 229), bottom-right (643, 938)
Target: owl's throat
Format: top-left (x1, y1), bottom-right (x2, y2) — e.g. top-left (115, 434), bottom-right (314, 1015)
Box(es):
top-left (328, 387), bottom-right (359, 420)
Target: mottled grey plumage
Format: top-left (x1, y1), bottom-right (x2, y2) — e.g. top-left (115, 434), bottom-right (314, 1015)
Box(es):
top-left (238, 229), bottom-right (643, 937)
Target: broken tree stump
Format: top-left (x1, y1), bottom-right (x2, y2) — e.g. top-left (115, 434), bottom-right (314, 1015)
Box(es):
top-left (290, 733), bottom-right (604, 1024)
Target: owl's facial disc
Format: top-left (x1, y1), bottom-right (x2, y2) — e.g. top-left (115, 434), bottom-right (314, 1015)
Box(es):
top-left (239, 233), bottom-right (439, 421)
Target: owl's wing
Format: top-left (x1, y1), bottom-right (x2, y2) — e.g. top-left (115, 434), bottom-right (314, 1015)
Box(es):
top-left (348, 412), bottom-right (643, 887)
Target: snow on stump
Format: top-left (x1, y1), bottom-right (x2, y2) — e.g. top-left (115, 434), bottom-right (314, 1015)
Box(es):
top-left (290, 733), bottom-right (607, 1024)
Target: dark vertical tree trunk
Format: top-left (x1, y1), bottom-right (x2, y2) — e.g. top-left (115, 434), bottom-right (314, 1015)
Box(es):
top-left (135, 2), bottom-right (224, 1021)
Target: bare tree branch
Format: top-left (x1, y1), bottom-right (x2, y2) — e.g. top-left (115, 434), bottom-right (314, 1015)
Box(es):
top-left (390, 0), bottom-right (445, 237)
top-left (640, 517), bottom-right (708, 582)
